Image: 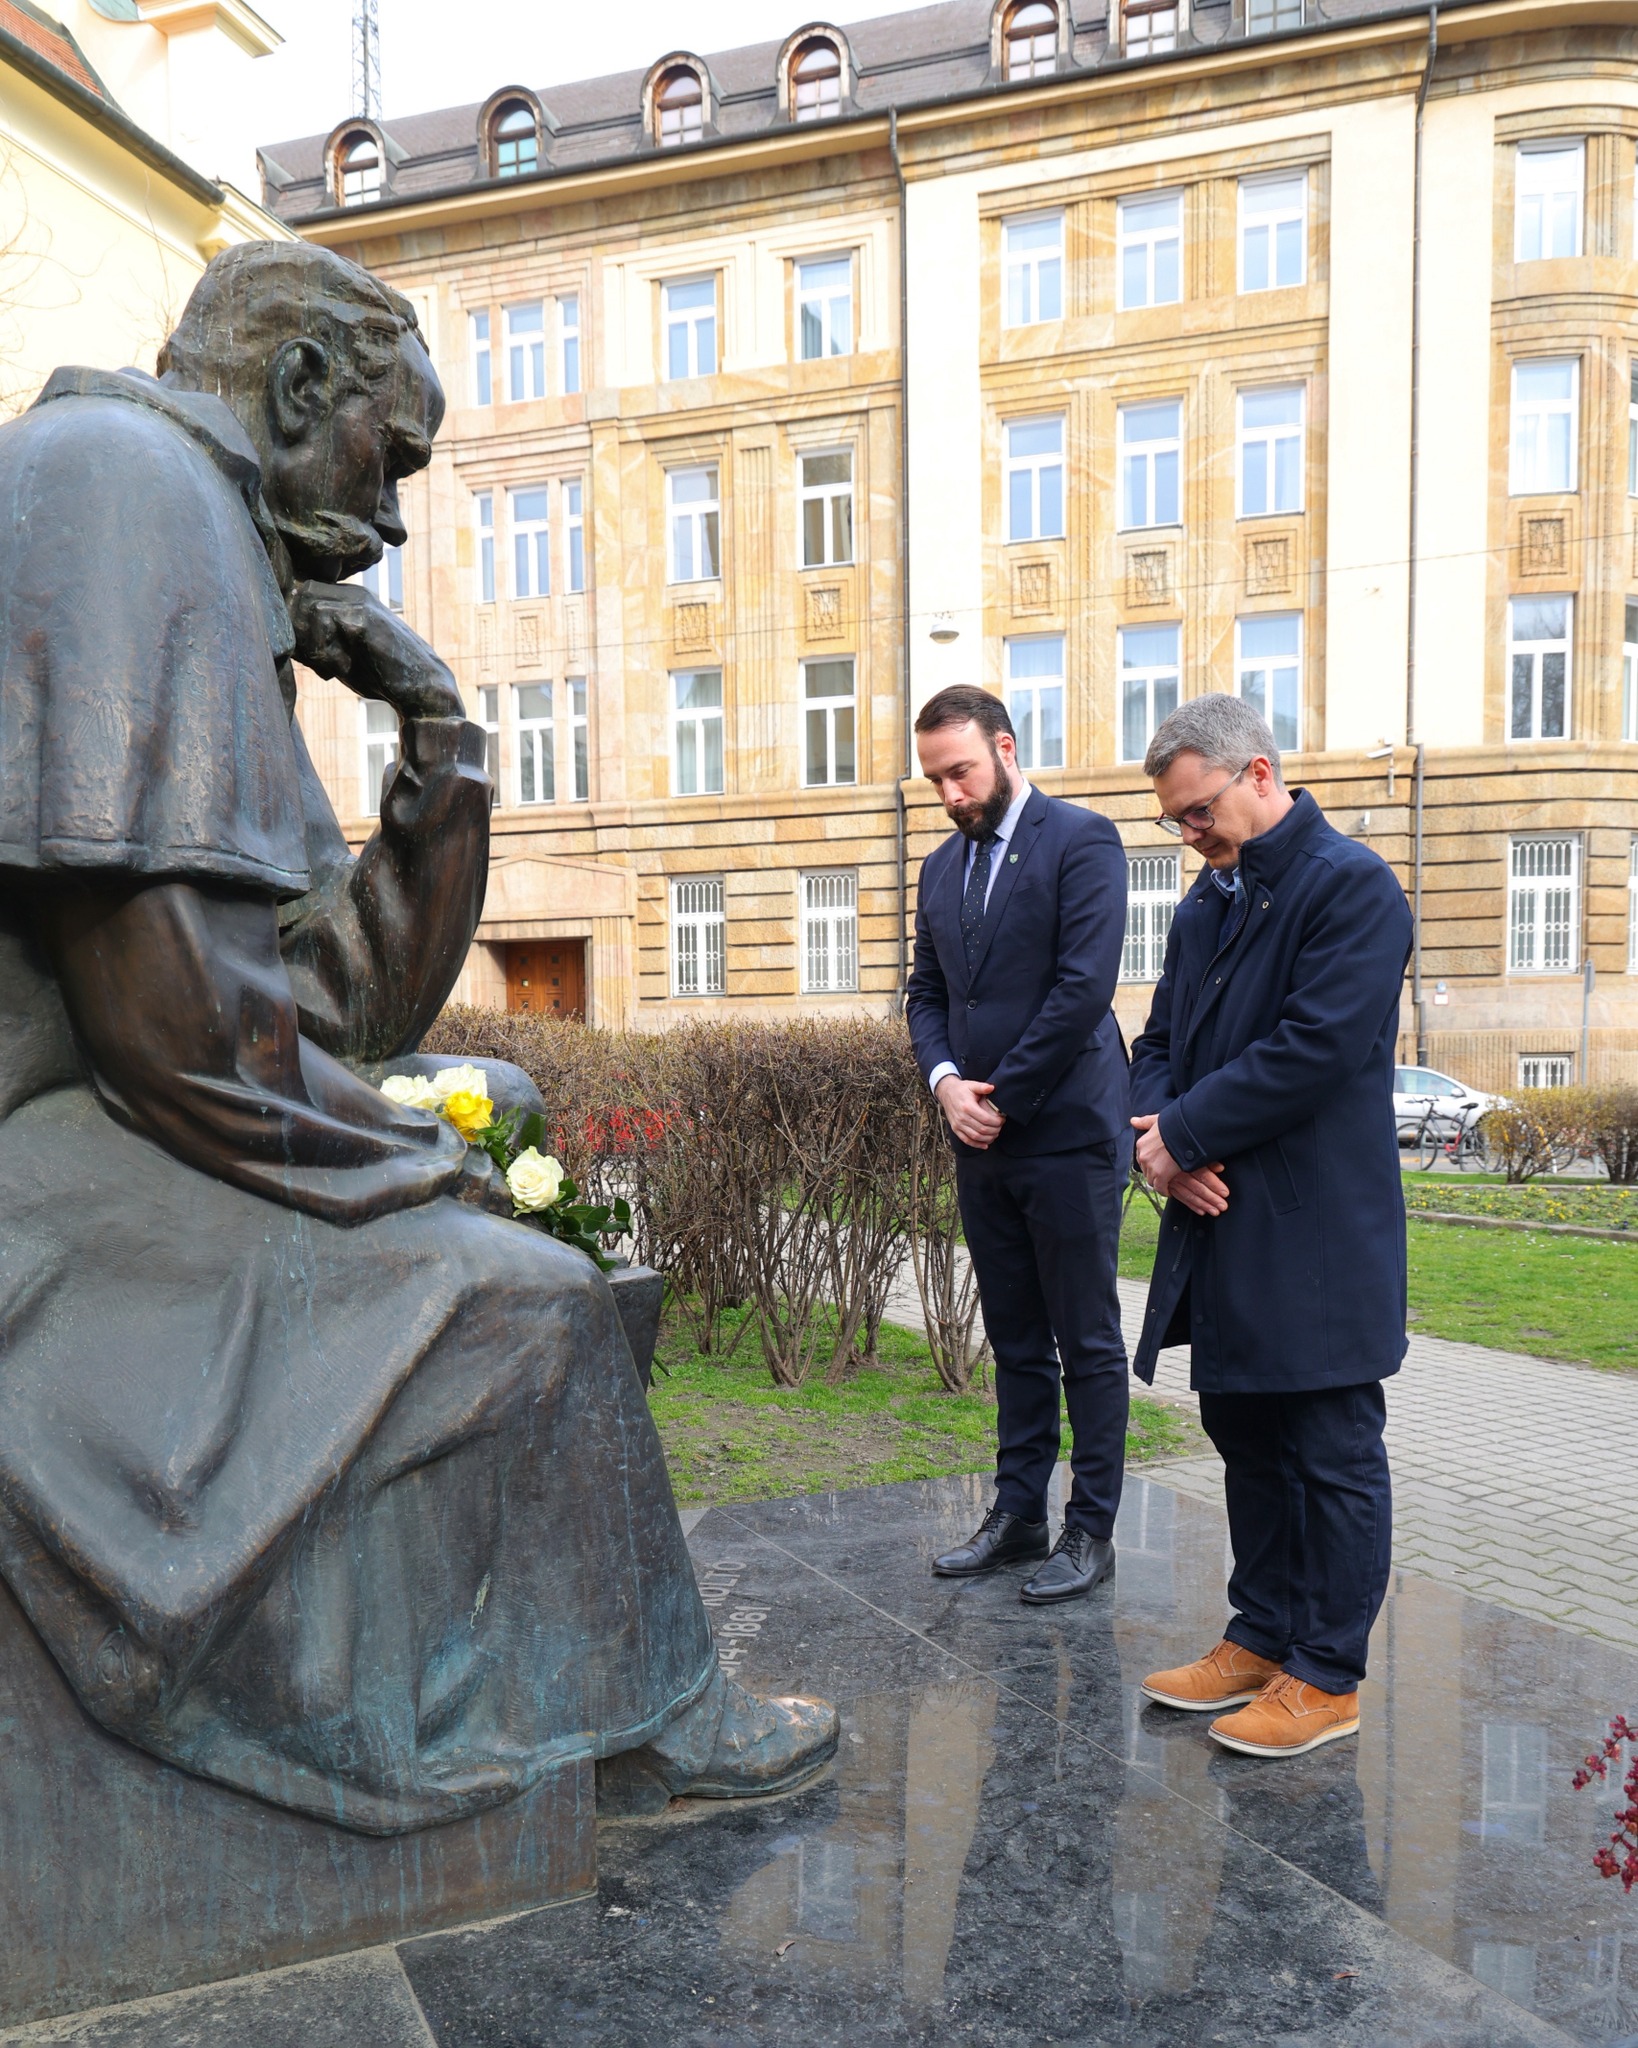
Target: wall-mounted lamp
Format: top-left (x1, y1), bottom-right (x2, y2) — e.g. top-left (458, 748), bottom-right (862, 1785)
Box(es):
top-left (1365, 741), bottom-right (1396, 798)
top-left (1433, 979), bottom-right (1449, 1007)
top-left (929, 614), bottom-right (959, 645)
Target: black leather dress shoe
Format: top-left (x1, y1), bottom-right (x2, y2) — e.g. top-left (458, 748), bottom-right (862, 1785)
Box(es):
top-left (1020, 1526), bottom-right (1115, 1604)
top-left (932, 1505), bottom-right (1050, 1577)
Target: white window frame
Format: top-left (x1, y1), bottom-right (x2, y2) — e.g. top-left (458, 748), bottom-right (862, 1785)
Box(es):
top-left (1003, 213), bottom-right (1064, 328)
top-left (800, 872), bottom-right (858, 993)
top-left (477, 683), bottom-right (501, 788)
top-left (802, 657), bottom-right (857, 788)
top-left (1246, 0), bottom-right (1304, 29)
top-left (564, 478), bottom-right (586, 593)
top-left (1624, 599), bottom-right (1637, 742)
top-left (509, 486), bottom-right (550, 599)
top-left (1515, 141), bottom-right (1584, 263)
top-left (1239, 171), bottom-right (1307, 293)
top-left (474, 491), bottom-right (495, 604)
top-left (1519, 1053), bottom-right (1574, 1089)
top-left (799, 448), bottom-right (854, 568)
top-left (1507, 595), bottom-right (1572, 741)
top-left (667, 465), bottom-right (720, 584)
top-left (664, 276), bottom-right (717, 380)
top-left (1119, 622), bottom-right (1180, 764)
top-left (1118, 399), bottom-right (1181, 530)
top-left (1480, 1722), bottom-right (1549, 1844)
top-left (796, 256), bottom-right (853, 360)
top-left (1005, 415), bottom-right (1065, 542)
top-left (671, 669), bottom-right (724, 796)
top-left (1237, 384), bottom-right (1305, 517)
top-left (1629, 361), bottom-right (1637, 496)
top-left (360, 543), bottom-right (403, 612)
top-left (671, 877), bottom-right (725, 996)
top-left (504, 301), bottom-right (546, 402)
top-left (360, 699), bottom-right (397, 811)
top-left (1510, 358), bottom-right (1579, 495)
top-left (1236, 612), bottom-right (1302, 753)
top-left (515, 681), bottom-right (555, 805)
top-left (1628, 837), bottom-right (1638, 973)
top-left (1116, 191), bottom-right (1182, 311)
top-left (559, 294), bottom-right (581, 395)
top-left (1121, 852), bottom-right (1179, 983)
top-left (470, 308), bottom-right (492, 406)
top-left (1123, 0), bottom-right (1178, 57)
top-left (1005, 635), bottom-right (1065, 771)
top-left (1508, 836), bottom-right (1580, 975)
top-left (568, 677), bottom-right (589, 802)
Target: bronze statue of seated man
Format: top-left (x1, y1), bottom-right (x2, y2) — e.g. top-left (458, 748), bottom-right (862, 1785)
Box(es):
top-left (0, 241), bottom-right (834, 1834)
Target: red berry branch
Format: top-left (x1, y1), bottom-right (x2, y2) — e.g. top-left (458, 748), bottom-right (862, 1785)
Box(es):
top-left (1572, 1715), bottom-right (1638, 1890)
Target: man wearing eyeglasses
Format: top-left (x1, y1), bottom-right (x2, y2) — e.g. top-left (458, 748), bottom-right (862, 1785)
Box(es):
top-left (1128, 694), bottom-right (1412, 1760)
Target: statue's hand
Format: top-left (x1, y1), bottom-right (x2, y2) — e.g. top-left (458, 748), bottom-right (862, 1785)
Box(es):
top-left (291, 581), bottom-right (464, 722)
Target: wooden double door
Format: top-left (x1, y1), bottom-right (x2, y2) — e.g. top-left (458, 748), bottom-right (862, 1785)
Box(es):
top-left (505, 939), bottom-right (586, 1021)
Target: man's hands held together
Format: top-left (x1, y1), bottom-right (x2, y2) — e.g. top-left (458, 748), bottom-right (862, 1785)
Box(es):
top-left (935, 1075), bottom-right (1006, 1151)
top-left (1130, 1113), bottom-right (1230, 1218)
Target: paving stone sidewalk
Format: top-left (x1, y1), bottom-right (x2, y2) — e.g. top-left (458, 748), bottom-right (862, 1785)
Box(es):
top-left (882, 1260), bottom-right (1638, 1655)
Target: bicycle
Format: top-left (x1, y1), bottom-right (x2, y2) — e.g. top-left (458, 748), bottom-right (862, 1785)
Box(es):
top-left (1413, 1102), bottom-right (1494, 1173)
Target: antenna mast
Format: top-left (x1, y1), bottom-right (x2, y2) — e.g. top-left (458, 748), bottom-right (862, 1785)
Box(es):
top-left (353, 0), bottom-right (381, 121)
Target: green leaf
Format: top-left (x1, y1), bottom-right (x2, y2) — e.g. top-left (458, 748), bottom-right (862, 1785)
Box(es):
top-left (519, 1111), bottom-right (546, 1154)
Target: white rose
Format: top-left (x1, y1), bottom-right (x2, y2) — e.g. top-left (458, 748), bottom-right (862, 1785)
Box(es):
top-left (381, 1073), bottom-right (441, 1110)
top-left (428, 1063), bottom-right (489, 1105)
top-left (506, 1147), bottom-right (565, 1213)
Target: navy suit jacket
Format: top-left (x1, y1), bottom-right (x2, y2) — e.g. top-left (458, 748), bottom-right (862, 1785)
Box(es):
top-left (1128, 789), bottom-right (1414, 1395)
top-left (905, 788), bottom-right (1130, 1158)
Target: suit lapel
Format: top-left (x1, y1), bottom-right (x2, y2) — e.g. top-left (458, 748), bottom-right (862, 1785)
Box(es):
top-left (929, 831), bottom-right (970, 992)
top-left (966, 790), bottom-right (1047, 985)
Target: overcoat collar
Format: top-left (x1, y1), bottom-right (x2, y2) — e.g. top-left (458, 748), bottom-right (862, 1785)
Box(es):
top-left (1178, 789), bottom-right (1319, 1055)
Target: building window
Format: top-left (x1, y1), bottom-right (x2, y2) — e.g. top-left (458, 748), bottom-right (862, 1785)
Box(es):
top-left (1515, 142), bottom-right (1583, 262)
top-left (560, 295), bottom-right (581, 394)
top-left (510, 487), bottom-right (550, 599)
top-left (1247, 0), bottom-right (1303, 30)
top-left (360, 700), bottom-right (397, 807)
top-left (791, 37), bottom-right (842, 120)
top-left (337, 131), bottom-right (380, 206)
top-left (656, 66), bottom-right (704, 148)
top-left (492, 101), bottom-right (538, 178)
top-left (505, 302), bottom-right (546, 402)
top-left (477, 684), bottom-right (500, 786)
top-left (1122, 852), bottom-right (1179, 982)
top-left (801, 872), bottom-right (858, 992)
top-left (672, 670), bottom-right (724, 794)
top-left (1119, 400), bottom-right (1181, 529)
top-left (566, 478), bottom-right (585, 592)
top-left (1005, 416), bottom-right (1065, 541)
top-left (1238, 385), bottom-right (1304, 516)
top-left (1481, 1722), bottom-right (1549, 1843)
top-left (516, 682), bottom-right (555, 804)
top-left (1005, 636), bottom-right (1065, 769)
top-left (1628, 838), bottom-right (1637, 972)
top-left (470, 309), bottom-right (493, 406)
top-left (361, 543), bottom-right (403, 612)
top-left (668, 466), bottom-right (720, 582)
top-left (1117, 192), bottom-right (1182, 310)
top-left (1508, 836), bottom-right (1579, 974)
top-left (1240, 171), bottom-right (1306, 292)
top-left (671, 877), bottom-right (725, 995)
top-left (569, 678), bottom-right (589, 801)
top-left (800, 449), bottom-right (853, 567)
top-left (1519, 1053), bottom-right (1574, 1089)
top-left (1123, 0), bottom-right (1177, 57)
top-left (1508, 595), bottom-right (1570, 740)
top-left (1003, 0), bottom-right (1058, 78)
top-left (797, 256), bottom-right (852, 359)
top-left (1624, 600), bottom-right (1637, 742)
top-left (1628, 363), bottom-right (1638, 496)
top-left (803, 658), bottom-right (856, 786)
top-left (664, 277), bottom-right (717, 379)
top-left (475, 492), bottom-right (495, 604)
top-left (1119, 623), bottom-right (1180, 763)
top-left (1003, 213), bottom-right (1064, 326)
top-left (1236, 612), bottom-right (1301, 752)
top-left (1510, 358), bottom-right (1578, 494)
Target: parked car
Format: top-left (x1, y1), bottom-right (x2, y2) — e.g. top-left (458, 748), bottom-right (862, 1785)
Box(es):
top-left (1392, 1065), bottom-right (1505, 1144)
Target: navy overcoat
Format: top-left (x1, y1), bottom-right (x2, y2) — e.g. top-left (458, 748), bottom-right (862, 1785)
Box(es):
top-left (1129, 790), bottom-right (1413, 1394)
top-left (906, 786), bottom-right (1130, 1156)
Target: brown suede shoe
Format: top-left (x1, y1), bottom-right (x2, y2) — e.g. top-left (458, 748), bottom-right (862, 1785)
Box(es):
top-left (1141, 1639), bottom-right (1287, 1712)
top-left (1209, 1673), bottom-right (1360, 1757)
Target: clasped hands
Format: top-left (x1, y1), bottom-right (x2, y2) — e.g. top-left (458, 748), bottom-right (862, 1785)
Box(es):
top-left (935, 1075), bottom-right (1006, 1151)
top-left (291, 580), bottom-right (464, 722)
top-left (1131, 1114), bottom-right (1230, 1218)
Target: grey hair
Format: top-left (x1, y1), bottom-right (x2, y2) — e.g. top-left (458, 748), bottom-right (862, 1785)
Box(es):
top-left (1143, 692), bottom-right (1284, 786)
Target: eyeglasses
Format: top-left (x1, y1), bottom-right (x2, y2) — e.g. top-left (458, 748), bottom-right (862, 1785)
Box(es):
top-left (1153, 761), bottom-right (1250, 836)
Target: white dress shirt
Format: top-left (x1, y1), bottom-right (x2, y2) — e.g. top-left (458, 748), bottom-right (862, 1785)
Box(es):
top-left (928, 780), bottom-right (1033, 1096)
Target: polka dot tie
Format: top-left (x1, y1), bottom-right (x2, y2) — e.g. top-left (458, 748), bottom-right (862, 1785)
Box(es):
top-left (961, 834), bottom-right (998, 973)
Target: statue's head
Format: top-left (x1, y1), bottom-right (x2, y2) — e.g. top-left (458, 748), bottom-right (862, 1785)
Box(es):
top-left (158, 241), bottom-right (443, 585)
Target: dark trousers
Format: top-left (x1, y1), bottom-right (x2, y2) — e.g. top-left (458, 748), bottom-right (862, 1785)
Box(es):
top-left (955, 1140), bottom-right (1130, 1539)
top-left (1197, 1382), bottom-right (1392, 1694)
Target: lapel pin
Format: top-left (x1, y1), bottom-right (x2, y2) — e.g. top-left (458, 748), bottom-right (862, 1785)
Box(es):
top-left (1009, 853), bottom-right (1018, 863)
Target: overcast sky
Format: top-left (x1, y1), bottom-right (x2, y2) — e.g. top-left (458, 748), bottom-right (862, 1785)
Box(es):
top-left (248, 0), bottom-right (900, 145)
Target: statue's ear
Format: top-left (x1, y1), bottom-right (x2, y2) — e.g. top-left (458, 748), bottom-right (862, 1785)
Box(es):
top-left (269, 337), bottom-right (331, 444)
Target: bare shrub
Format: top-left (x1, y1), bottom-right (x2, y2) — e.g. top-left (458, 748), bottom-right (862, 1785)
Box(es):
top-left (1584, 1087), bottom-right (1638, 1185)
top-left (905, 1087), bottom-right (990, 1392)
top-left (1479, 1088), bottom-right (1590, 1182)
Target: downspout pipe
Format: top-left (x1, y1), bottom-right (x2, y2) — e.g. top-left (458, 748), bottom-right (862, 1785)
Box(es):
top-left (1407, 4), bottom-right (1437, 1064)
top-left (891, 107), bottom-right (913, 1012)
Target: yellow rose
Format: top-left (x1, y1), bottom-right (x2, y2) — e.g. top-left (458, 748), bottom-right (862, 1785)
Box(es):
top-left (439, 1089), bottom-right (495, 1139)
top-left (380, 1073), bottom-right (441, 1111)
top-left (506, 1147), bottom-right (565, 1213)
top-left (427, 1063), bottom-right (489, 1105)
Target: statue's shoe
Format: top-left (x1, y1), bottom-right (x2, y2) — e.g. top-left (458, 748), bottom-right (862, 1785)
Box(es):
top-left (596, 1676), bottom-right (839, 1815)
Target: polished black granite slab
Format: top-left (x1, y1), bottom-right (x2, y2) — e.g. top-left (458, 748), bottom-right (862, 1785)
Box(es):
top-left (9, 1470), bottom-right (1634, 2046)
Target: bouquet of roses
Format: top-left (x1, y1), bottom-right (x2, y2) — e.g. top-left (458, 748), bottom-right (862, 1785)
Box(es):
top-left (380, 1064), bottom-right (630, 1269)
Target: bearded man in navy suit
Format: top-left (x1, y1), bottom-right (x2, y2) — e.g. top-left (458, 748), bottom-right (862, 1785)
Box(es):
top-left (906, 687), bottom-right (1131, 1603)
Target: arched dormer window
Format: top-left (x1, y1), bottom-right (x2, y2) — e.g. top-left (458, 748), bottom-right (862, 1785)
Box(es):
top-left (492, 99), bottom-right (539, 177)
top-left (656, 65), bottom-right (704, 147)
top-left (1003, 0), bottom-right (1058, 78)
top-left (336, 128), bottom-right (381, 205)
top-left (791, 37), bottom-right (842, 120)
